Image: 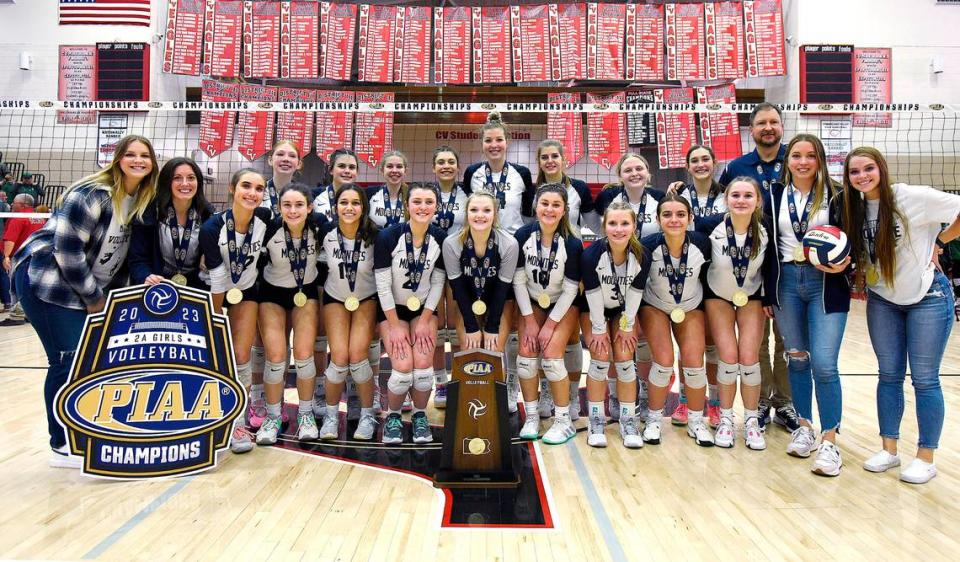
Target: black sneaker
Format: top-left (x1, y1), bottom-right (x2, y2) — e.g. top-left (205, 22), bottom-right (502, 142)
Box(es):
top-left (773, 405), bottom-right (801, 432)
top-left (757, 402), bottom-right (771, 430)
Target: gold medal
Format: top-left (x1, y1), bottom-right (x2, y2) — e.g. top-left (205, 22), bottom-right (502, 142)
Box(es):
top-left (293, 291), bottom-right (307, 308)
top-left (171, 273), bottom-right (187, 286)
top-left (866, 266), bottom-right (880, 286)
top-left (344, 296), bottom-right (360, 312)
top-left (619, 314), bottom-right (630, 332)
top-left (472, 300), bottom-right (487, 315)
top-left (406, 296), bottom-right (422, 311)
top-left (537, 293), bottom-right (551, 309)
top-left (226, 287), bottom-right (243, 305)
top-left (793, 246), bottom-right (806, 262)
top-left (670, 307), bottom-right (686, 324)
top-left (468, 437), bottom-right (486, 455)
top-left (733, 290), bottom-right (749, 307)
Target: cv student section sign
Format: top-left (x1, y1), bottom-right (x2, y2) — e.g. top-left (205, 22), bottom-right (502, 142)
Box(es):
top-left (55, 283), bottom-right (245, 479)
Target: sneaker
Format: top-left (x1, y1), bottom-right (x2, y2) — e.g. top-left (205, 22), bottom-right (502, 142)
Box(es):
top-left (642, 414), bottom-right (662, 445)
top-left (744, 417), bottom-right (767, 451)
top-left (401, 394), bottom-right (413, 413)
top-left (230, 424), bottom-right (255, 454)
top-left (687, 418), bottom-right (715, 447)
top-left (608, 394), bottom-right (620, 421)
top-left (256, 416), bottom-right (282, 445)
top-left (319, 413), bottom-right (340, 440)
top-left (296, 413), bottom-right (318, 441)
top-left (671, 403), bottom-right (689, 426)
top-left (706, 404), bottom-right (721, 429)
top-left (538, 379), bottom-right (555, 418)
top-left (773, 405), bottom-right (802, 432)
top-left (519, 416), bottom-right (540, 440)
top-left (248, 398), bottom-right (267, 430)
top-left (811, 441), bottom-right (842, 477)
top-left (899, 458), bottom-right (937, 484)
top-left (587, 414), bottom-right (607, 448)
top-left (49, 445), bottom-right (83, 469)
top-left (619, 417), bottom-right (643, 449)
top-left (434, 383), bottom-right (448, 409)
top-left (863, 450), bottom-right (901, 473)
top-left (382, 413), bottom-right (404, 444)
top-left (542, 419), bottom-right (576, 445)
top-left (786, 426), bottom-right (817, 458)
top-left (714, 416), bottom-right (735, 448)
top-left (411, 412), bottom-right (433, 444)
top-left (353, 413), bottom-right (378, 441)
top-left (0, 317), bottom-right (25, 326)
top-left (757, 402), bottom-right (771, 431)
top-left (507, 375), bottom-right (519, 414)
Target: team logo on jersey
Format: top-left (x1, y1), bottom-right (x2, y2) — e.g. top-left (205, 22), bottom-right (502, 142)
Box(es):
top-left (55, 283), bottom-right (245, 479)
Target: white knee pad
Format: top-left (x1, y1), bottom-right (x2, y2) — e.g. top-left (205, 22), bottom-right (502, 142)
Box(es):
top-left (564, 343), bottom-right (583, 374)
top-left (541, 358), bottom-right (567, 382)
top-left (635, 340), bottom-right (652, 363)
top-left (516, 355), bottom-right (540, 380)
top-left (740, 362), bottom-right (762, 386)
top-left (505, 333), bottom-right (519, 373)
top-left (251, 346), bottom-right (265, 373)
top-left (683, 366), bottom-right (708, 389)
top-left (325, 362), bottom-right (349, 384)
top-left (412, 368), bottom-right (434, 392)
top-left (367, 339), bottom-right (381, 368)
top-left (388, 370), bottom-right (413, 395)
top-left (314, 336), bottom-right (328, 354)
top-left (614, 361), bottom-right (637, 383)
top-left (349, 359), bottom-right (373, 384)
top-left (236, 360), bottom-right (253, 388)
top-left (648, 362), bottom-right (673, 388)
top-left (717, 360), bottom-right (739, 385)
top-left (295, 357), bottom-right (316, 380)
top-left (263, 359), bottom-right (286, 384)
top-left (587, 359), bottom-right (610, 382)
top-left (705, 345), bottom-right (718, 365)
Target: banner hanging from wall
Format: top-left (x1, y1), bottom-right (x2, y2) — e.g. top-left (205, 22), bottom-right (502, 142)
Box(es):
top-left (706, 1), bottom-right (746, 80)
top-left (236, 84), bottom-right (277, 161)
top-left (277, 88), bottom-right (316, 156)
top-left (244, 1), bottom-right (281, 79)
top-left (697, 84), bottom-right (741, 161)
top-left (320, 2), bottom-right (357, 81)
top-left (58, 45), bottom-right (97, 125)
top-left (358, 4), bottom-right (396, 83)
top-left (354, 92), bottom-right (395, 169)
top-left (547, 93), bottom-right (584, 166)
top-left (512, 4), bottom-right (551, 83)
top-left (557, 3), bottom-right (585, 80)
top-left (853, 48), bottom-right (892, 127)
top-left (202, 0), bottom-right (242, 78)
top-left (163, 0), bottom-right (203, 76)
top-left (666, 2), bottom-right (705, 81)
top-left (315, 90), bottom-right (356, 162)
top-left (626, 90), bottom-right (656, 147)
top-left (744, 0), bottom-right (786, 77)
top-left (97, 114), bottom-right (130, 168)
top-left (199, 80), bottom-right (239, 158)
top-left (654, 88), bottom-right (697, 169)
top-left (434, 6), bottom-right (471, 84)
top-left (587, 2), bottom-right (625, 81)
top-left (626, 3), bottom-right (664, 82)
top-left (474, 7), bottom-right (511, 84)
top-left (396, 6), bottom-right (432, 83)
top-left (283, 1), bottom-right (319, 79)
top-left (586, 92), bottom-right (626, 170)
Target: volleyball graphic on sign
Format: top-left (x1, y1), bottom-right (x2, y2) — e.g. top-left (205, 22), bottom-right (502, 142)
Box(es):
top-left (802, 225), bottom-right (850, 266)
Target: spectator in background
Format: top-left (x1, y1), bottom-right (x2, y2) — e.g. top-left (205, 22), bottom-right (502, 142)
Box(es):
top-left (1, 173), bottom-right (16, 203)
top-left (0, 192), bottom-right (9, 312)
top-left (2, 194), bottom-right (45, 325)
top-left (16, 172), bottom-right (43, 202)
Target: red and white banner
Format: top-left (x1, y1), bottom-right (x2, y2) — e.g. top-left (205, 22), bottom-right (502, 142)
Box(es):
top-left (199, 80), bottom-right (240, 158)
top-left (433, 6), bottom-right (471, 84)
top-left (315, 90), bottom-right (355, 162)
top-left (744, 0), bottom-right (785, 77)
top-left (59, 0), bottom-right (151, 27)
top-left (653, 88), bottom-right (697, 170)
top-left (666, 3), bottom-right (705, 81)
top-left (705, 2), bottom-right (745, 80)
top-left (395, 6), bottom-right (431, 83)
top-left (277, 88), bottom-right (316, 155)
top-left (357, 4), bottom-right (396, 83)
top-left (853, 47), bottom-right (892, 127)
top-left (243, 1), bottom-right (280, 78)
top-left (625, 3), bottom-right (663, 82)
top-left (202, 0), bottom-right (242, 77)
top-left (547, 93), bottom-right (584, 166)
top-left (557, 3), bottom-right (586, 80)
top-left (282, 1), bottom-right (318, 79)
top-left (58, 45), bottom-right (97, 125)
top-left (512, 4), bottom-right (551, 83)
top-left (586, 92), bottom-right (626, 170)
top-left (697, 84), bottom-right (741, 161)
top-left (163, 0), bottom-right (203, 76)
top-left (236, 84), bottom-right (277, 161)
top-left (473, 7), bottom-right (511, 84)
top-left (320, 2), bottom-right (357, 81)
top-left (354, 92), bottom-right (394, 169)
top-left (587, 3), bottom-right (625, 81)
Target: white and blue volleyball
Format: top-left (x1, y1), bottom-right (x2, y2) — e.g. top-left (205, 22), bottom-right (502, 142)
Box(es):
top-left (802, 225), bottom-right (850, 266)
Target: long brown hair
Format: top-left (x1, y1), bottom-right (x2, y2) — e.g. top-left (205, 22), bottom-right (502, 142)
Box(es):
top-left (602, 200), bottom-right (644, 265)
top-left (725, 176), bottom-right (765, 260)
top-left (685, 144), bottom-right (724, 200)
top-left (335, 183), bottom-right (379, 246)
top-left (534, 183), bottom-right (574, 239)
top-left (535, 139), bottom-right (573, 187)
top-left (780, 133), bottom-right (837, 213)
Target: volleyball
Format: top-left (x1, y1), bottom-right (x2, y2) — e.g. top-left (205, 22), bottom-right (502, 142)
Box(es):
top-left (802, 225), bottom-right (850, 266)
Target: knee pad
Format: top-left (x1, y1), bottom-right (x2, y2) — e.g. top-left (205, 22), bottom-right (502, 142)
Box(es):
top-left (635, 340), bottom-right (652, 363)
top-left (542, 358), bottom-right (567, 382)
top-left (683, 365), bottom-right (708, 389)
top-left (294, 357), bottom-right (316, 380)
top-left (412, 368), bottom-right (434, 392)
top-left (717, 360), bottom-right (740, 385)
top-left (705, 345), bottom-right (718, 365)
top-left (648, 362), bottom-right (673, 388)
top-left (349, 359), bottom-right (373, 384)
top-left (564, 343), bottom-right (583, 374)
top-left (325, 362), bottom-right (349, 384)
top-left (740, 362), bottom-right (762, 386)
top-left (314, 336), bottom-right (328, 354)
top-left (263, 359), bottom-right (286, 384)
top-left (516, 355), bottom-right (540, 380)
top-left (387, 370), bottom-right (413, 395)
top-left (587, 359), bottom-right (610, 382)
top-left (236, 360), bottom-right (252, 388)
top-left (367, 339), bottom-right (381, 368)
top-left (615, 361), bottom-right (637, 383)
top-left (251, 346), bottom-right (265, 373)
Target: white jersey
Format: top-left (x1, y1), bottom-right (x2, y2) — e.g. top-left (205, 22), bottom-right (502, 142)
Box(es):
top-left (366, 184), bottom-right (407, 228)
top-left (581, 239), bottom-right (652, 334)
top-left (260, 221), bottom-right (320, 289)
top-left (777, 183), bottom-right (830, 262)
top-left (433, 183), bottom-right (470, 235)
top-left (317, 222), bottom-right (377, 301)
top-left (465, 161), bottom-right (534, 235)
top-left (680, 184), bottom-right (727, 231)
top-left (513, 222), bottom-right (583, 322)
top-left (375, 224), bottom-right (447, 311)
top-left (594, 186), bottom-right (665, 239)
top-left (199, 207), bottom-right (272, 293)
top-left (641, 232), bottom-right (712, 313)
top-left (311, 184), bottom-right (337, 222)
top-left (697, 215), bottom-right (770, 302)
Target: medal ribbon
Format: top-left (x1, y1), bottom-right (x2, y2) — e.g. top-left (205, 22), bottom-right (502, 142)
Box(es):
top-left (688, 185), bottom-right (717, 218)
top-left (266, 179), bottom-right (280, 216)
top-left (725, 216), bottom-right (754, 289)
top-left (484, 163), bottom-right (508, 209)
top-left (464, 234), bottom-right (498, 302)
top-left (225, 211), bottom-right (254, 285)
top-left (661, 239), bottom-right (690, 306)
top-left (535, 228), bottom-right (560, 290)
top-left (283, 224), bottom-right (308, 292)
top-left (382, 185), bottom-right (403, 227)
top-left (435, 185), bottom-right (459, 230)
top-left (403, 224), bottom-right (430, 294)
top-left (787, 186), bottom-right (816, 243)
top-left (621, 187), bottom-right (648, 233)
top-left (167, 206), bottom-right (196, 274)
top-left (337, 228), bottom-right (361, 294)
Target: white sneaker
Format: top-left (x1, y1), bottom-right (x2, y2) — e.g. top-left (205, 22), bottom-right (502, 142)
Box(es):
top-left (642, 414), bottom-right (662, 445)
top-left (899, 459), bottom-right (937, 484)
top-left (863, 450), bottom-right (901, 473)
top-left (353, 413), bottom-right (378, 441)
top-left (619, 417), bottom-right (643, 449)
top-left (786, 426), bottom-right (817, 458)
top-left (519, 416), bottom-right (540, 440)
top-left (256, 416), bottom-right (282, 445)
top-left (811, 441), bottom-right (842, 476)
top-left (49, 445), bottom-right (83, 469)
top-left (538, 379), bottom-right (554, 418)
top-left (230, 423), bottom-right (255, 454)
top-left (296, 413), bottom-right (319, 441)
top-left (542, 419), bottom-right (576, 445)
top-left (587, 414), bottom-right (607, 448)
top-left (687, 418), bottom-right (715, 447)
top-left (714, 416), bottom-right (735, 448)
top-left (744, 417), bottom-right (767, 451)
top-left (319, 413), bottom-right (339, 440)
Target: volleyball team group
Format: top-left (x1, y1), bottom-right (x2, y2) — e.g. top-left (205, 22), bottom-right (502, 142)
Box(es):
top-left (12, 103), bottom-right (958, 483)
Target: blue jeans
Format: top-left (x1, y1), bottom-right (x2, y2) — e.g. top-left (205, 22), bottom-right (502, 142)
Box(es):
top-left (867, 271), bottom-right (953, 449)
top-left (775, 263), bottom-right (846, 431)
top-left (14, 260), bottom-right (88, 450)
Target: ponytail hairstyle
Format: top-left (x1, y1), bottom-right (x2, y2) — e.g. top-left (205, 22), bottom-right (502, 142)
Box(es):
top-left (227, 167), bottom-right (267, 207)
top-left (403, 181), bottom-right (440, 222)
top-left (725, 176), bottom-right (765, 260)
top-left (535, 139), bottom-right (572, 187)
top-left (684, 144), bottom-right (724, 200)
top-left (602, 152), bottom-right (651, 192)
top-left (459, 190), bottom-right (501, 245)
top-left (602, 200), bottom-right (644, 266)
top-left (156, 157), bottom-right (210, 217)
top-left (534, 183), bottom-right (574, 239)
top-left (379, 149), bottom-right (410, 204)
top-left (481, 110), bottom-right (508, 137)
top-left (334, 182), bottom-right (379, 246)
top-left (781, 133), bottom-right (838, 214)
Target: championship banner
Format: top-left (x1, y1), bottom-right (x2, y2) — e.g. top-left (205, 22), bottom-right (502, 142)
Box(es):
top-left (57, 45), bottom-right (97, 125)
top-left (395, 6), bottom-right (431, 83)
top-left (434, 6), bottom-right (470, 85)
top-left (625, 3), bottom-right (664, 82)
top-left (202, 0), bottom-right (242, 77)
top-left (282, 1), bottom-right (319, 79)
top-left (706, 2), bottom-right (745, 80)
top-left (357, 4), bottom-right (396, 83)
top-left (512, 4), bottom-right (550, 83)
top-left (666, 2), bottom-right (705, 81)
top-left (821, 118), bottom-right (853, 179)
top-left (547, 93), bottom-right (583, 165)
top-left (54, 283), bottom-right (244, 479)
top-left (354, 92), bottom-right (394, 168)
top-left (163, 0), bottom-right (203, 76)
top-left (626, 90), bottom-right (656, 147)
top-left (315, 90), bottom-right (355, 162)
top-left (744, 0), bottom-right (785, 77)
top-left (473, 6), bottom-right (511, 84)
top-left (236, 84), bottom-right (277, 161)
top-left (587, 3), bottom-right (625, 81)
top-left (97, 113), bottom-right (129, 168)
top-left (586, 92), bottom-right (625, 170)
top-left (320, 2), bottom-right (357, 81)
top-left (243, 1), bottom-right (281, 79)
top-left (653, 88), bottom-right (697, 169)
top-left (277, 88), bottom-right (316, 155)
top-left (199, 79), bottom-right (239, 158)
top-left (697, 84), bottom-right (741, 161)
top-left (853, 48), bottom-right (892, 127)
top-left (557, 3), bottom-right (585, 80)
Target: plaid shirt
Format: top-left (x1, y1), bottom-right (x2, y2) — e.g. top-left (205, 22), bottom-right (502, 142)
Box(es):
top-left (13, 182), bottom-right (122, 310)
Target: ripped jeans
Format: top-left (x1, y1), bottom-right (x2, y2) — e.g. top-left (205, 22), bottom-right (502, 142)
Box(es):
top-left (775, 263), bottom-right (847, 432)
top-left (867, 271), bottom-right (953, 449)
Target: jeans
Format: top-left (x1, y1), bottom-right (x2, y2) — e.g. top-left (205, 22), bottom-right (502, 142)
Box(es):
top-left (0, 268), bottom-right (10, 306)
top-left (14, 260), bottom-right (88, 449)
top-left (759, 319), bottom-right (791, 407)
top-left (775, 263), bottom-right (846, 432)
top-left (867, 270), bottom-right (953, 449)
